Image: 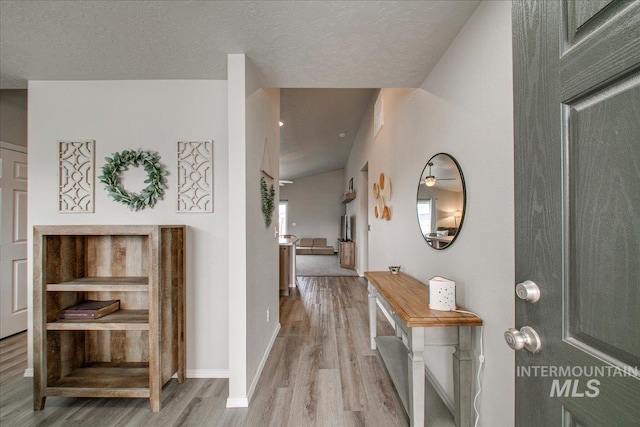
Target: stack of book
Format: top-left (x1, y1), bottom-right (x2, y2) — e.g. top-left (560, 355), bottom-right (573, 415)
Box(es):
top-left (59, 299), bottom-right (120, 320)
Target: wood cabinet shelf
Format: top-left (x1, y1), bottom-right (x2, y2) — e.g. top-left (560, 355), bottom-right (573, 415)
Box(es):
top-left (34, 225), bottom-right (185, 412)
top-left (338, 240), bottom-right (355, 269)
top-left (47, 276), bottom-right (149, 292)
top-left (47, 309), bottom-right (149, 330)
top-left (46, 362), bottom-right (150, 397)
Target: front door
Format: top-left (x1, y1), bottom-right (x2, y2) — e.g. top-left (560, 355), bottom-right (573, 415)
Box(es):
top-left (513, 1), bottom-right (640, 425)
top-left (0, 146), bottom-right (28, 338)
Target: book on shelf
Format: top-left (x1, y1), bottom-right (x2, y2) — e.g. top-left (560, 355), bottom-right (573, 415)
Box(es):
top-left (59, 299), bottom-right (120, 320)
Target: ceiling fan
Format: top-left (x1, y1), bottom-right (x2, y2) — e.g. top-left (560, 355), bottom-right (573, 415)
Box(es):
top-left (279, 180), bottom-right (293, 186)
top-left (423, 162), bottom-right (455, 187)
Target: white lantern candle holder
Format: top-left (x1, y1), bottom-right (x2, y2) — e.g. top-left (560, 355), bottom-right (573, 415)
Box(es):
top-left (429, 276), bottom-right (456, 311)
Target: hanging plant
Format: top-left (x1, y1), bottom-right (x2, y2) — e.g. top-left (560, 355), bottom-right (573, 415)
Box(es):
top-left (260, 176), bottom-right (276, 227)
top-left (99, 149), bottom-right (167, 211)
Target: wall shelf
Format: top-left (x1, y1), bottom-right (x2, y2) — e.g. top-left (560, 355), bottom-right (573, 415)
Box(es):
top-left (342, 192), bottom-right (356, 204)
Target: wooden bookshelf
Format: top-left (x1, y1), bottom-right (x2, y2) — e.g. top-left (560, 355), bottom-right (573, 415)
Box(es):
top-left (33, 225), bottom-right (185, 412)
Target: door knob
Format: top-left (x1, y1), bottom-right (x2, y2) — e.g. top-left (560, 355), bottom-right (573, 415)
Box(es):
top-left (504, 326), bottom-right (542, 353)
top-left (515, 280), bottom-right (540, 303)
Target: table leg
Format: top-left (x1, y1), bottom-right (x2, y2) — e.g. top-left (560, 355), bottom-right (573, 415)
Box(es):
top-left (368, 284), bottom-right (377, 350)
top-left (453, 326), bottom-right (473, 427)
top-left (408, 327), bottom-right (425, 427)
top-left (290, 244), bottom-right (297, 287)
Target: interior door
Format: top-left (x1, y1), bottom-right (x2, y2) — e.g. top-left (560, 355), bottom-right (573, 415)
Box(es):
top-left (0, 146), bottom-right (28, 338)
top-left (513, 1), bottom-right (640, 425)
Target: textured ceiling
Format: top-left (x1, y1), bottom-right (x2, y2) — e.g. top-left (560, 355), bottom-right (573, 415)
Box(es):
top-left (280, 89), bottom-right (374, 180)
top-left (0, 0), bottom-right (479, 89)
top-left (1, 0), bottom-right (480, 179)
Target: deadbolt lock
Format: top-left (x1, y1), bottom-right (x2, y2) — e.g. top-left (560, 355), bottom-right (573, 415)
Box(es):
top-left (515, 280), bottom-right (541, 303)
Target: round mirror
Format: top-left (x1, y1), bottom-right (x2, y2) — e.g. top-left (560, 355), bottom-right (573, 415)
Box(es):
top-left (416, 153), bottom-right (466, 250)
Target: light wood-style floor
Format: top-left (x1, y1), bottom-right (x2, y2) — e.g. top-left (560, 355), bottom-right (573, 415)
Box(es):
top-left (0, 276), bottom-right (451, 426)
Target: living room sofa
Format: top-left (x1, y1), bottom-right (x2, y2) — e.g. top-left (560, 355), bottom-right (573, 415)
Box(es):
top-left (296, 238), bottom-right (335, 255)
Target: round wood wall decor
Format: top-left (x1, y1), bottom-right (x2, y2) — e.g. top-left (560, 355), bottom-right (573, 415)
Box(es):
top-left (385, 176), bottom-right (392, 201)
top-left (383, 206), bottom-right (391, 221)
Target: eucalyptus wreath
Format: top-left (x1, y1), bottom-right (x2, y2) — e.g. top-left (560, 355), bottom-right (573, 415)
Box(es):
top-left (99, 149), bottom-right (167, 211)
top-left (260, 176), bottom-right (276, 227)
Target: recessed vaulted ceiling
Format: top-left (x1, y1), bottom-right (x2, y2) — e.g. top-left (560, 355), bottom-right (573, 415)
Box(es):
top-left (1, 1), bottom-right (480, 178)
top-left (280, 89), bottom-right (374, 180)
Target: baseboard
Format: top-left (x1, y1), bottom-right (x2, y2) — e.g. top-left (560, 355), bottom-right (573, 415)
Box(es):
top-left (23, 368), bottom-right (33, 377)
top-left (175, 369), bottom-right (230, 378)
top-left (226, 397), bottom-right (249, 408)
top-left (225, 323), bottom-right (280, 409)
top-left (424, 364), bottom-right (455, 414)
top-left (247, 322), bottom-right (281, 402)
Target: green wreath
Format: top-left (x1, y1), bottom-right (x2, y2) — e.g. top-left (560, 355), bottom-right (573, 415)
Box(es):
top-left (99, 149), bottom-right (167, 211)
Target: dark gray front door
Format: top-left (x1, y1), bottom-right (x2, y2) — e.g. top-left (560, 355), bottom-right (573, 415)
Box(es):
top-left (513, 1), bottom-right (640, 425)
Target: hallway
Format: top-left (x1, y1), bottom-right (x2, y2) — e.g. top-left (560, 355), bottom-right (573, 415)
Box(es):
top-left (0, 276), bottom-right (459, 425)
top-left (1, 276), bottom-right (415, 426)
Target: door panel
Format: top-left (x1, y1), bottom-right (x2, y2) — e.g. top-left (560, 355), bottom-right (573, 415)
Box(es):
top-left (14, 189), bottom-right (28, 242)
top-left (561, 1), bottom-right (640, 99)
top-left (569, 0), bottom-right (613, 29)
top-left (568, 78), bottom-right (640, 368)
top-left (566, 0), bottom-right (626, 44)
top-left (13, 259), bottom-right (28, 313)
top-left (0, 147), bottom-right (28, 338)
top-left (14, 159), bottom-right (28, 180)
top-left (513, 1), bottom-right (640, 425)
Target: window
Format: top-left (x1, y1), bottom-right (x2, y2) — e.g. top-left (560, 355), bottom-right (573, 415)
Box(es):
top-left (279, 201), bottom-right (288, 235)
top-left (417, 198), bottom-right (434, 235)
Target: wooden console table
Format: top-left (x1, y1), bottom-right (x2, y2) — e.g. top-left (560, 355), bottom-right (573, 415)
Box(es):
top-left (365, 271), bottom-right (482, 427)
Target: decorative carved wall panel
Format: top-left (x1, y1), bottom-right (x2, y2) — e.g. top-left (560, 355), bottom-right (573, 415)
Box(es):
top-left (177, 140), bottom-right (213, 212)
top-left (58, 140), bottom-right (95, 213)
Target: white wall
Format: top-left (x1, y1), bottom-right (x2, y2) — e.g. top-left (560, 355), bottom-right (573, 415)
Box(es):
top-left (279, 169), bottom-right (345, 249)
top-left (345, 2), bottom-right (514, 425)
top-left (0, 89), bottom-right (28, 147)
top-left (27, 80), bottom-right (230, 376)
top-left (244, 58), bottom-right (280, 398)
top-left (227, 54), bottom-right (249, 406)
top-left (227, 54), bottom-right (280, 406)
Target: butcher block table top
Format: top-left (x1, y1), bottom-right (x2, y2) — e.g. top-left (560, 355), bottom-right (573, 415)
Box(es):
top-left (364, 271), bottom-right (483, 328)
